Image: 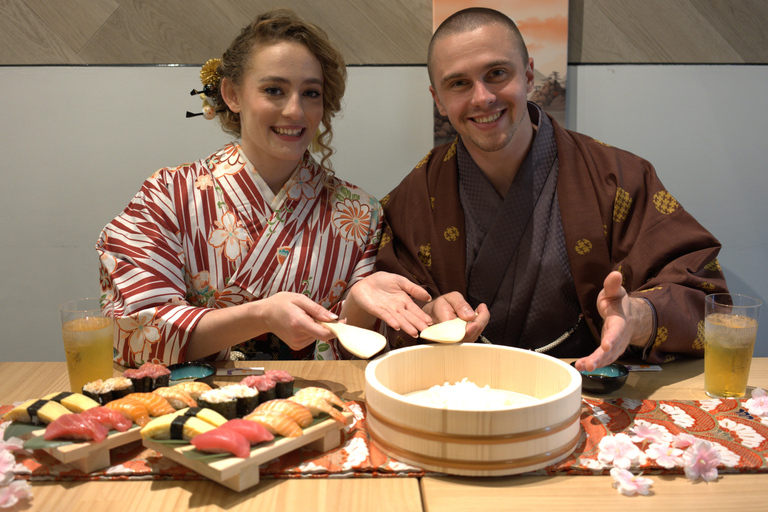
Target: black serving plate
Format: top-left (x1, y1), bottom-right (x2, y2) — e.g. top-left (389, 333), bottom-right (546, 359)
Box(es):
top-left (168, 362), bottom-right (216, 386)
top-left (571, 362), bottom-right (629, 394)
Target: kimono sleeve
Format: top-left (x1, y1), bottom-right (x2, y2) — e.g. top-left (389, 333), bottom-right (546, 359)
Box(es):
top-left (96, 172), bottom-right (211, 367)
top-left (606, 149), bottom-right (728, 363)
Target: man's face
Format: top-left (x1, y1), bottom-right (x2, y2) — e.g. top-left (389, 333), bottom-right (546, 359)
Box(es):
top-left (429, 24), bottom-right (535, 155)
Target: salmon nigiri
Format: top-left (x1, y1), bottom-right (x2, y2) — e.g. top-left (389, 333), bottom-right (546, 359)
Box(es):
top-left (105, 398), bottom-right (151, 427)
top-left (244, 410), bottom-right (303, 438)
top-left (124, 393), bottom-right (175, 416)
top-left (172, 381), bottom-right (212, 401)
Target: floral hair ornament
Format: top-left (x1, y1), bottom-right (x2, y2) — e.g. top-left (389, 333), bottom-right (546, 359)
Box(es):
top-left (186, 58), bottom-right (222, 120)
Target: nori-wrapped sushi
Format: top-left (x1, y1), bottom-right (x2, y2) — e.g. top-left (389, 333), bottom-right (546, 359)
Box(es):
top-left (82, 377), bottom-right (135, 405)
top-left (198, 388), bottom-right (237, 420)
top-left (221, 384), bottom-right (260, 417)
top-left (265, 370), bottom-right (295, 399)
top-left (241, 375), bottom-right (276, 405)
top-left (123, 363), bottom-right (170, 392)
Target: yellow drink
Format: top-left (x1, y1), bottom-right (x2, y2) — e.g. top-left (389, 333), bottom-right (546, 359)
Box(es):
top-left (704, 313), bottom-right (758, 398)
top-left (62, 316), bottom-right (115, 393)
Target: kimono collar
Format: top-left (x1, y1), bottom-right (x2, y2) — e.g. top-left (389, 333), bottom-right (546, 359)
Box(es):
top-left (236, 145), bottom-right (321, 209)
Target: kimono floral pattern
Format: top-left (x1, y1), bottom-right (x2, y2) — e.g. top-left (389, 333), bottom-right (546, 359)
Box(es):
top-left (97, 143), bottom-right (383, 366)
top-left (208, 211), bottom-right (251, 261)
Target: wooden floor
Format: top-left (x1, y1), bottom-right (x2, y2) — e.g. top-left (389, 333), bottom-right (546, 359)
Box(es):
top-left (0, 0), bottom-right (766, 66)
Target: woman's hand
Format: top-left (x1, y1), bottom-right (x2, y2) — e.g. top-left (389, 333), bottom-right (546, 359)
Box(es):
top-left (256, 292), bottom-right (339, 351)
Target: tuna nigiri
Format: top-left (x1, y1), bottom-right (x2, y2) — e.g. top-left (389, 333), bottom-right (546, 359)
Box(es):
top-left (80, 406), bottom-right (133, 432)
top-left (191, 428), bottom-right (251, 458)
top-left (124, 393), bottom-right (175, 416)
top-left (219, 419), bottom-right (274, 445)
top-left (255, 399), bottom-right (313, 427)
top-left (44, 413), bottom-right (108, 443)
top-left (105, 398), bottom-right (151, 427)
top-left (244, 410), bottom-right (303, 438)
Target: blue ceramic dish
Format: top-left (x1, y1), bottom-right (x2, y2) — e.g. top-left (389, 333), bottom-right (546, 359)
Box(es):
top-left (571, 362), bottom-right (629, 394)
top-left (167, 362), bottom-right (216, 386)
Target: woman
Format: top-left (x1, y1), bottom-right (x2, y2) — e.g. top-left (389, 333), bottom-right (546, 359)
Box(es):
top-left (96, 9), bottom-right (431, 367)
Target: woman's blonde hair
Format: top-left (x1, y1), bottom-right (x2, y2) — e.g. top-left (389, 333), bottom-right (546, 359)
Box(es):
top-left (214, 9), bottom-right (346, 177)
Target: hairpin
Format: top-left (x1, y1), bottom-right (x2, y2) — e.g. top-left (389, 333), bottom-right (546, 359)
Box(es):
top-left (186, 58), bottom-right (221, 120)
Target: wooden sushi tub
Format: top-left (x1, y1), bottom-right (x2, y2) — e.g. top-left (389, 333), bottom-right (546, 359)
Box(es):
top-left (364, 344), bottom-right (582, 476)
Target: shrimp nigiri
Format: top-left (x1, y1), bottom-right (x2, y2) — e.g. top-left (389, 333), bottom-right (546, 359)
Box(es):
top-left (292, 387), bottom-right (349, 411)
top-left (152, 386), bottom-right (197, 410)
top-left (255, 399), bottom-right (313, 428)
top-left (244, 410), bottom-right (303, 438)
top-left (172, 381), bottom-right (212, 401)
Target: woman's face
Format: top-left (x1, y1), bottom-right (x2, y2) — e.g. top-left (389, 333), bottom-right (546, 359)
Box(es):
top-left (223, 41), bottom-right (324, 176)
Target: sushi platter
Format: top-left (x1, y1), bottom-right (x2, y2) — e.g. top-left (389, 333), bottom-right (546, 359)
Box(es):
top-left (24, 426), bottom-right (142, 473)
top-left (143, 410), bottom-right (352, 491)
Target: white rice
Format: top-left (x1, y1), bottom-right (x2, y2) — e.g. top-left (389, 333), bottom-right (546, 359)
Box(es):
top-left (407, 378), bottom-right (539, 409)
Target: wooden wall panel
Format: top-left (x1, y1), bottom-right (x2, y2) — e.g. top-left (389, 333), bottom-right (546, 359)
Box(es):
top-left (0, 0), bottom-right (766, 65)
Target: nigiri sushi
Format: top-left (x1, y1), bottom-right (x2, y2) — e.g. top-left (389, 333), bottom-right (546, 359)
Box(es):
top-left (80, 406), bottom-right (133, 432)
top-left (255, 399), bottom-right (313, 427)
top-left (43, 392), bottom-right (100, 413)
top-left (123, 362), bottom-right (170, 392)
top-left (219, 419), bottom-right (274, 445)
top-left (3, 399), bottom-right (71, 425)
top-left (44, 413), bottom-right (108, 443)
top-left (105, 398), bottom-right (151, 427)
top-left (244, 410), bottom-right (303, 438)
top-left (173, 407), bottom-right (228, 428)
top-left (152, 386), bottom-right (197, 410)
top-left (140, 414), bottom-right (214, 441)
top-left (123, 393), bottom-right (175, 417)
top-left (191, 428), bottom-right (251, 458)
top-left (172, 381), bottom-right (212, 401)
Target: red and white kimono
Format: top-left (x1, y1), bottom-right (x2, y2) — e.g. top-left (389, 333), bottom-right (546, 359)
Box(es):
top-left (97, 143), bottom-right (382, 367)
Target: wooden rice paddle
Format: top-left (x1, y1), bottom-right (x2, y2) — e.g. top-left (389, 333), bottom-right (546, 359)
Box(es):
top-left (419, 318), bottom-right (468, 343)
top-left (321, 322), bottom-right (387, 359)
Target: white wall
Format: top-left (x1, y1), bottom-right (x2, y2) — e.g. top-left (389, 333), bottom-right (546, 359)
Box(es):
top-left (1, 64), bottom-right (766, 361)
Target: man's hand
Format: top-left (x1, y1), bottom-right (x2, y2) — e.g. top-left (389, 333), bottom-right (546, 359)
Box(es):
top-left (423, 292), bottom-right (490, 342)
top-left (342, 272), bottom-right (433, 337)
top-left (575, 271), bottom-right (652, 372)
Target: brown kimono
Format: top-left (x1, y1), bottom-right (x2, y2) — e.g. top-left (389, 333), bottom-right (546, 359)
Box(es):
top-left (376, 111), bottom-right (727, 364)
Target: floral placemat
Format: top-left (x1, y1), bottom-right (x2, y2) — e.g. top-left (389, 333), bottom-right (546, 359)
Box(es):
top-left (2, 395), bottom-right (768, 485)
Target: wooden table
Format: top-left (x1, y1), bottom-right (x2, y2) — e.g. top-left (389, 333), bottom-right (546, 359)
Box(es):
top-left (1, 358), bottom-right (766, 511)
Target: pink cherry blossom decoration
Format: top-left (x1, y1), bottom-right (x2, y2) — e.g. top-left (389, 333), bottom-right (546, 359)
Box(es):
top-left (683, 439), bottom-right (721, 482)
top-left (0, 480), bottom-right (33, 508)
top-left (645, 442), bottom-right (684, 469)
top-left (630, 422), bottom-right (665, 444)
top-left (671, 432), bottom-right (698, 449)
top-left (598, 433), bottom-right (641, 469)
top-left (610, 467), bottom-right (653, 496)
top-left (745, 388), bottom-right (768, 417)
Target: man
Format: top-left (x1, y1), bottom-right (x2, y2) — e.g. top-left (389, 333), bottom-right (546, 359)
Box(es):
top-left (375, 7), bottom-right (727, 371)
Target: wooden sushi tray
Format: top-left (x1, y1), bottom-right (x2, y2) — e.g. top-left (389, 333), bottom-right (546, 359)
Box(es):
top-left (23, 426), bottom-right (142, 473)
top-left (143, 410), bottom-right (353, 492)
